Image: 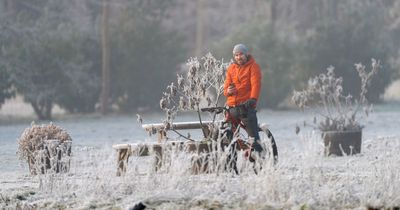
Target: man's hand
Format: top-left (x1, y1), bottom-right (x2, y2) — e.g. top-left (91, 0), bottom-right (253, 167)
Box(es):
top-left (227, 84), bottom-right (237, 96)
top-left (244, 98), bottom-right (257, 109)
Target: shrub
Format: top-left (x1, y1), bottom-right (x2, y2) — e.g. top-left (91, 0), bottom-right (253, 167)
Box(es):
top-left (292, 59), bottom-right (380, 132)
top-left (17, 123), bottom-right (72, 174)
top-left (0, 65), bottom-right (14, 108)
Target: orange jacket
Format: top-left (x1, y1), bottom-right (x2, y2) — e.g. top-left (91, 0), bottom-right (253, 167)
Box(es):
top-left (223, 56), bottom-right (262, 106)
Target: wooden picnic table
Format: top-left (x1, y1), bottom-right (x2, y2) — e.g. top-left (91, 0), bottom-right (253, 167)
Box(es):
top-left (113, 121), bottom-right (219, 176)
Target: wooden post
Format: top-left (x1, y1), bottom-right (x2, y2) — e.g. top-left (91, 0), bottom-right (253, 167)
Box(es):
top-left (116, 148), bottom-right (129, 176)
top-left (152, 145), bottom-right (163, 172)
top-left (157, 130), bottom-right (167, 142)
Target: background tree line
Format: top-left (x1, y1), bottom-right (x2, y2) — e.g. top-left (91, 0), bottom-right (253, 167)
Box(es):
top-left (0, 0), bottom-right (399, 120)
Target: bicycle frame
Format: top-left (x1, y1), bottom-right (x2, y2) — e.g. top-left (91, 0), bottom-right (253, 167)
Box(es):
top-left (202, 105), bottom-right (253, 150)
top-left (201, 106), bottom-right (278, 164)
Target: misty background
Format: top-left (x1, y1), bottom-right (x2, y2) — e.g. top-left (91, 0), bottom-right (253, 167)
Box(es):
top-left (0, 0), bottom-right (399, 120)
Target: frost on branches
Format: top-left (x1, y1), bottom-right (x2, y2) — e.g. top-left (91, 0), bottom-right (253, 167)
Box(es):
top-left (157, 53), bottom-right (228, 138)
top-left (292, 59), bottom-right (380, 132)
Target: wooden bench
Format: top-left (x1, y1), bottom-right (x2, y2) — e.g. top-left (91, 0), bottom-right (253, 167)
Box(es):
top-left (113, 121), bottom-right (219, 176)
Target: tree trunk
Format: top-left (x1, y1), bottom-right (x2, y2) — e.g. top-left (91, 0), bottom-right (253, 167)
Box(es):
top-left (195, 0), bottom-right (204, 58)
top-left (100, 0), bottom-right (110, 114)
top-left (31, 102), bottom-right (44, 120)
top-left (44, 100), bottom-right (52, 120)
top-left (31, 100), bottom-right (52, 120)
top-left (270, 0), bottom-right (278, 31)
top-left (327, 0), bottom-right (339, 20)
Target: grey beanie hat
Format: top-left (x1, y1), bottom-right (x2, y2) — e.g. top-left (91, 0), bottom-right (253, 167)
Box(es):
top-left (233, 44), bottom-right (248, 54)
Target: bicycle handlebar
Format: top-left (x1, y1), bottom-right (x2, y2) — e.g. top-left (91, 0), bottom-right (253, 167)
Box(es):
top-left (201, 103), bottom-right (248, 114)
top-left (200, 106), bottom-right (227, 114)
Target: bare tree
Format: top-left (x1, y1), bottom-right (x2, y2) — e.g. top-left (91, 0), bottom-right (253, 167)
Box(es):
top-left (100, 0), bottom-right (110, 114)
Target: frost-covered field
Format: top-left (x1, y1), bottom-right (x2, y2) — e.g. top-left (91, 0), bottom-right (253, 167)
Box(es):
top-left (1, 105), bottom-right (400, 209)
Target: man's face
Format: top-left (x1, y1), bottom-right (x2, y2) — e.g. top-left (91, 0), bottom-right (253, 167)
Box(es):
top-left (234, 52), bottom-right (248, 65)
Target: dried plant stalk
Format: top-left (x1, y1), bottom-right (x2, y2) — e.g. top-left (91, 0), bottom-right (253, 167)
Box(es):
top-left (155, 53), bottom-right (227, 139)
top-left (292, 59), bottom-right (380, 132)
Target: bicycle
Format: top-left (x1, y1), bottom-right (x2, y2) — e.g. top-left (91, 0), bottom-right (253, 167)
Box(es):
top-left (201, 105), bottom-right (278, 174)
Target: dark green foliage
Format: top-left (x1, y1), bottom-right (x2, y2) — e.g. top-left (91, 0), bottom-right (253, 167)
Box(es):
top-left (0, 0), bottom-right (185, 117)
top-left (0, 65), bottom-right (15, 108)
top-left (304, 3), bottom-right (393, 103)
top-left (4, 22), bottom-right (64, 120)
top-left (0, 14), bottom-right (16, 108)
top-left (213, 22), bottom-right (305, 108)
top-left (254, 26), bottom-right (307, 108)
top-left (109, 1), bottom-right (186, 112)
top-left (54, 32), bottom-right (101, 113)
top-left (0, 0), bottom-right (396, 116)
top-left (214, 2), bottom-right (396, 108)
top-left (2, 13), bottom-right (100, 119)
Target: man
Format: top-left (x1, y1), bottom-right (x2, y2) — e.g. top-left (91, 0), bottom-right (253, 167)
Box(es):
top-left (223, 43), bottom-right (264, 159)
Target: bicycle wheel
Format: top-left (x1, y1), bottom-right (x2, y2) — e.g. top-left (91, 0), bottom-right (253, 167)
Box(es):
top-left (262, 128), bottom-right (278, 164)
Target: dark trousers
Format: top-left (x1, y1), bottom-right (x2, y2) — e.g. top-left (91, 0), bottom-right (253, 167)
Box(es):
top-left (225, 106), bottom-right (264, 172)
top-left (228, 106), bottom-right (263, 152)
